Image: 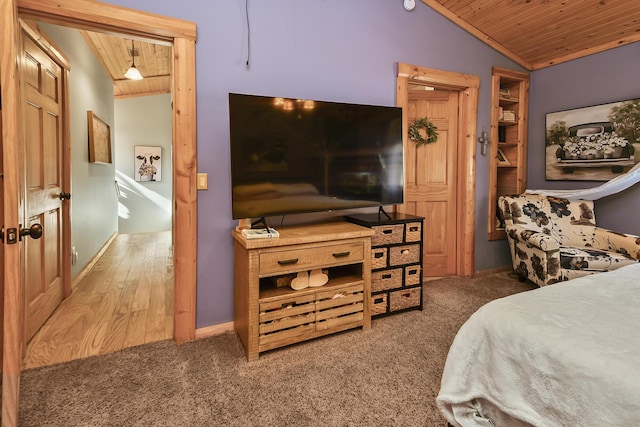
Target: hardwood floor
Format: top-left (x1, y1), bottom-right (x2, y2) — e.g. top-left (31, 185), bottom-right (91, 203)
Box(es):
top-left (23, 231), bottom-right (174, 370)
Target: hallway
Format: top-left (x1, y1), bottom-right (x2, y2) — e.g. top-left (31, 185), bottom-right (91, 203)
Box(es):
top-left (23, 231), bottom-right (174, 370)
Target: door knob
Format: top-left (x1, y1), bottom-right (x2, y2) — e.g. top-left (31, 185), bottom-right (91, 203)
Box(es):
top-left (19, 223), bottom-right (43, 241)
top-left (59, 192), bottom-right (71, 200)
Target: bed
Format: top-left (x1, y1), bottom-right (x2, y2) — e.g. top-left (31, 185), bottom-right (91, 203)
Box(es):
top-left (436, 262), bottom-right (640, 427)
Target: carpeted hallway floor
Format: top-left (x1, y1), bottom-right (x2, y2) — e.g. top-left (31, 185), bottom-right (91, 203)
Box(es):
top-left (17, 272), bottom-right (536, 426)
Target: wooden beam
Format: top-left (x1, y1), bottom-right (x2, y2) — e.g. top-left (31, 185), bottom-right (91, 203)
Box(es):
top-left (17, 0), bottom-right (196, 42)
top-left (398, 63), bottom-right (479, 90)
top-left (458, 86), bottom-right (478, 277)
top-left (172, 37), bottom-right (198, 344)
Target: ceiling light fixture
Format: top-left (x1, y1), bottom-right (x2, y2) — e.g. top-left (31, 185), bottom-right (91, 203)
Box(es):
top-left (403, 0), bottom-right (416, 11)
top-left (124, 39), bottom-right (143, 80)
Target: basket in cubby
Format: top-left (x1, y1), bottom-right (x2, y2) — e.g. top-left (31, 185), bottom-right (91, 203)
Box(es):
top-left (372, 268), bottom-right (402, 292)
top-left (389, 244), bottom-right (420, 266)
top-left (371, 247), bottom-right (388, 269)
top-left (389, 287), bottom-right (421, 312)
top-left (371, 224), bottom-right (404, 246)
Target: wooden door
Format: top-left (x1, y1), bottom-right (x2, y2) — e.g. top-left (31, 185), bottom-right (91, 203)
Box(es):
top-left (20, 27), bottom-right (66, 342)
top-left (401, 89), bottom-right (458, 276)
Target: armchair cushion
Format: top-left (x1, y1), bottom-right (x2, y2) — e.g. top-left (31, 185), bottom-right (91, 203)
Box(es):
top-left (500, 194), bottom-right (598, 247)
top-left (560, 246), bottom-right (636, 271)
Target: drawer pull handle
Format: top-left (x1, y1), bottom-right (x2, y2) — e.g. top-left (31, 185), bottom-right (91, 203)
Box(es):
top-left (402, 292), bottom-right (411, 298)
top-left (409, 226), bottom-right (419, 232)
top-left (374, 297), bottom-right (384, 304)
top-left (332, 251), bottom-right (351, 258)
top-left (401, 249), bottom-right (410, 255)
top-left (382, 229), bottom-right (393, 234)
top-left (374, 252), bottom-right (384, 259)
top-left (407, 269), bottom-right (417, 276)
top-left (382, 273), bottom-right (392, 279)
top-left (277, 258), bottom-right (299, 265)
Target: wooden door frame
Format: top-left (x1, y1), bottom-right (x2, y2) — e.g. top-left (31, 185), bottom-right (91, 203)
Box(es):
top-left (1, 1), bottom-right (197, 424)
top-left (396, 62), bottom-right (478, 278)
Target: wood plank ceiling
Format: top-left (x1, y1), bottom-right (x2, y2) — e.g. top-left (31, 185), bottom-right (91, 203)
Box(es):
top-left (79, 0), bottom-right (640, 98)
top-left (80, 31), bottom-right (172, 98)
top-left (422, 0), bottom-right (640, 70)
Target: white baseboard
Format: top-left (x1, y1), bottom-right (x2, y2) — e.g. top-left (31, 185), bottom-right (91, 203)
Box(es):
top-left (71, 231), bottom-right (118, 291)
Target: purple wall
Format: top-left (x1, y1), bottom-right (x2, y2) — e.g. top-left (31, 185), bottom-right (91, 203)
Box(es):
top-left (529, 44), bottom-right (640, 234)
top-left (100, 0), bottom-right (532, 327)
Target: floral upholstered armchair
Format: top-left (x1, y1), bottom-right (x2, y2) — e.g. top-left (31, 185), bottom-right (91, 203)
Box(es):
top-left (498, 193), bottom-right (640, 287)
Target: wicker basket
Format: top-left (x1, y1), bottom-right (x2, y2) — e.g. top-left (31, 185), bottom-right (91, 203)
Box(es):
top-left (389, 287), bottom-right (421, 312)
top-left (404, 266), bottom-right (421, 286)
top-left (371, 224), bottom-right (404, 246)
top-left (372, 268), bottom-right (402, 292)
top-left (275, 273), bottom-right (296, 288)
top-left (405, 222), bottom-right (422, 242)
top-left (389, 244), bottom-right (419, 266)
top-left (371, 247), bottom-right (388, 269)
top-left (371, 293), bottom-right (388, 316)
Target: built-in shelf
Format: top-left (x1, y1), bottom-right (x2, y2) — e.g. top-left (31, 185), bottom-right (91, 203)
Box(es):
top-left (488, 67), bottom-right (530, 241)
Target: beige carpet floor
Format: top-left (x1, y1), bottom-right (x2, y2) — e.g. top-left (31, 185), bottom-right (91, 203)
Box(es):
top-left (18, 272), bottom-right (536, 426)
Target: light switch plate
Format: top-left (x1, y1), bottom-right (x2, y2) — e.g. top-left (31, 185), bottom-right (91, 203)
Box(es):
top-left (197, 173), bottom-right (208, 190)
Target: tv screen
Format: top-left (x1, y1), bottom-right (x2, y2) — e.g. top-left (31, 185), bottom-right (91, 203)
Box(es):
top-left (229, 93), bottom-right (404, 220)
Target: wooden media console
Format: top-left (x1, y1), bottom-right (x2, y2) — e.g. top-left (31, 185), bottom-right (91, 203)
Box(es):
top-left (232, 221), bottom-right (374, 361)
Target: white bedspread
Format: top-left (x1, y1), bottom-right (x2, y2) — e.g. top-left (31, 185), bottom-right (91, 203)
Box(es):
top-left (436, 263), bottom-right (640, 427)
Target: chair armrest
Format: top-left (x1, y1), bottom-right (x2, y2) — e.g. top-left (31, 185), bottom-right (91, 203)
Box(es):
top-left (593, 227), bottom-right (640, 260)
top-left (505, 225), bottom-right (560, 251)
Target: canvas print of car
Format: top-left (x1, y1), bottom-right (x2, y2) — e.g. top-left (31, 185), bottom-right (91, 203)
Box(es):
top-left (545, 98), bottom-right (640, 181)
top-left (555, 122), bottom-right (635, 173)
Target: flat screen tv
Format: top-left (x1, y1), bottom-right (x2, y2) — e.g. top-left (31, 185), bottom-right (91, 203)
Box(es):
top-left (229, 93), bottom-right (404, 220)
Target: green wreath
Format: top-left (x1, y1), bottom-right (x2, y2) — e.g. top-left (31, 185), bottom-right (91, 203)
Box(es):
top-left (408, 117), bottom-right (439, 147)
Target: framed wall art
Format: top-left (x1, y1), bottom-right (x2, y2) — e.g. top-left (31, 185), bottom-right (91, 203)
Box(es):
top-left (545, 98), bottom-right (640, 181)
top-left (87, 111), bottom-right (112, 164)
top-left (497, 148), bottom-right (511, 166)
top-left (135, 145), bottom-right (162, 182)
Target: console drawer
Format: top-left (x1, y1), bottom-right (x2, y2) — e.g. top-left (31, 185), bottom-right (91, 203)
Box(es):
top-left (259, 242), bottom-right (364, 275)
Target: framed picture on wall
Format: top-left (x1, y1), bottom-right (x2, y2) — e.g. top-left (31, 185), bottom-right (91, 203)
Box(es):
top-left (497, 148), bottom-right (510, 166)
top-left (134, 146), bottom-right (162, 182)
top-left (545, 98), bottom-right (640, 181)
top-left (87, 111), bottom-right (112, 164)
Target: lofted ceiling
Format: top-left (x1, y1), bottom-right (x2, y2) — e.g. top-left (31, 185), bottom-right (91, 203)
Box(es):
top-left (80, 30), bottom-right (172, 98)
top-left (76, 0), bottom-right (640, 98)
top-left (421, 0), bottom-right (640, 70)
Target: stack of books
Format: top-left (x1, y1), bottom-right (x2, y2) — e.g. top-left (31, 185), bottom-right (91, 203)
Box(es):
top-left (241, 228), bottom-right (280, 239)
top-left (502, 110), bottom-right (516, 122)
